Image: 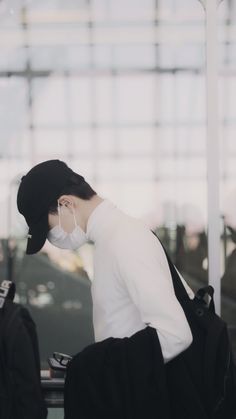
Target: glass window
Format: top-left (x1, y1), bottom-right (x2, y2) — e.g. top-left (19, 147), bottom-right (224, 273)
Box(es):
top-left (2, 0), bottom-right (234, 374)
top-left (32, 77), bottom-right (67, 126)
top-left (116, 74), bottom-right (155, 123)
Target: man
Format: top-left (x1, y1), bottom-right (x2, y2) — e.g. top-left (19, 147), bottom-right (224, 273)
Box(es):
top-left (17, 159), bottom-right (194, 364)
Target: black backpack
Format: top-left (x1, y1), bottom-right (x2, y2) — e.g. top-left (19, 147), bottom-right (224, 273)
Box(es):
top-left (0, 279), bottom-right (48, 419)
top-left (153, 233), bottom-right (236, 419)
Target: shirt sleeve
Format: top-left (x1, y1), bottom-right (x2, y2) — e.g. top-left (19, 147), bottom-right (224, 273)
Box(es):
top-left (114, 225), bottom-right (193, 364)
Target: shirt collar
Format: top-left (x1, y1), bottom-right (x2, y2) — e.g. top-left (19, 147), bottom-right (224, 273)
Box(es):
top-left (85, 198), bottom-right (118, 244)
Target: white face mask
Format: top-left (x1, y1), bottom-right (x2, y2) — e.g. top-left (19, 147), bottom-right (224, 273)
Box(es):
top-left (47, 201), bottom-right (88, 250)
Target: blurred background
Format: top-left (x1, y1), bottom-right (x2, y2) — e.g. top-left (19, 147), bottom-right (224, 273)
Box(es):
top-left (0, 0), bottom-right (235, 416)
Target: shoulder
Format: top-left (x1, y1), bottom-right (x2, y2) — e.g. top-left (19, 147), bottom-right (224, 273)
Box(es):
top-left (111, 214), bottom-right (166, 264)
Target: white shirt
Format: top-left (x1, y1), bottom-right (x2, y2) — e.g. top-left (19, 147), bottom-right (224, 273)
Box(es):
top-left (85, 198), bottom-right (194, 364)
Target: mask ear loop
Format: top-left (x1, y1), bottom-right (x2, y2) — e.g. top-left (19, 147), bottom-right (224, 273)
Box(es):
top-left (57, 200), bottom-right (62, 228)
top-left (71, 203), bottom-right (78, 228)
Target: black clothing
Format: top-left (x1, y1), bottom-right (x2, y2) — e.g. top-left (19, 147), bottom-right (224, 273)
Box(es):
top-left (64, 325), bottom-right (208, 419)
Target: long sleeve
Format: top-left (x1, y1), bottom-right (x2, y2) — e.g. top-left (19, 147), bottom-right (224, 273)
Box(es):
top-left (113, 225), bottom-right (193, 364)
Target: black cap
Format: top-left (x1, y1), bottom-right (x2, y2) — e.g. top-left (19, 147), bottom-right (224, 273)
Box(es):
top-left (17, 159), bottom-right (85, 255)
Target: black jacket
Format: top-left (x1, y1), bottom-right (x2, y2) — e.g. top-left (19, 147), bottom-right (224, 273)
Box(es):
top-left (64, 325), bottom-right (208, 419)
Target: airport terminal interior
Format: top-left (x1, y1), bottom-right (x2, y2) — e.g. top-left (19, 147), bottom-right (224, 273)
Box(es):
top-left (0, 0), bottom-right (236, 417)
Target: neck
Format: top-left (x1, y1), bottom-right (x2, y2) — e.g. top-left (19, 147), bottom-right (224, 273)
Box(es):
top-left (78, 195), bottom-right (104, 233)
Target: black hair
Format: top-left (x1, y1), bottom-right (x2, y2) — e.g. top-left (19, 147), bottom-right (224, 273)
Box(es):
top-left (48, 172), bottom-right (97, 215)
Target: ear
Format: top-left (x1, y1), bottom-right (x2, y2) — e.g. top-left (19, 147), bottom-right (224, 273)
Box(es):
top-left (58, 195), bottom-right (76, 209)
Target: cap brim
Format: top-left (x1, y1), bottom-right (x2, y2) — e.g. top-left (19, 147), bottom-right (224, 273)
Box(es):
top-left (26, 213), bottom-right (49, 255)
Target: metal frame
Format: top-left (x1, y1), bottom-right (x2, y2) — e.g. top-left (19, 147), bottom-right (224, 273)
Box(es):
top-left (205, 0), bottom-right (221, 315)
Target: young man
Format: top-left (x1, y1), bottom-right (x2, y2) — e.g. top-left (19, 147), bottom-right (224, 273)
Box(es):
top-left (17, 159), bottom-right (194, 364)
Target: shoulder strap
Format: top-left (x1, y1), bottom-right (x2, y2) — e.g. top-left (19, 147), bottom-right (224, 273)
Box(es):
top-left (151, 231), bottom-right (217, 312)
top-left (151, 230), bottom-right (191, 302)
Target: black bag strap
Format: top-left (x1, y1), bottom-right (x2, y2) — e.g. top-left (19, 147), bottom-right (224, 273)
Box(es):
top-left (151, 231), bottom-right (216, 312)
top-left (151, 231), bottom-right (191, 302)
top-left (0, 280), bottom-right (15, 309)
